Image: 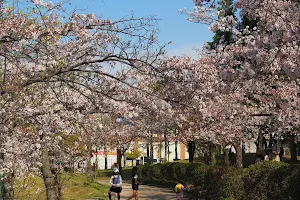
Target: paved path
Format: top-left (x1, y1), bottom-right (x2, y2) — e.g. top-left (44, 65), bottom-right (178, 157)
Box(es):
top-left (96, 181), bottom-right (175, 200)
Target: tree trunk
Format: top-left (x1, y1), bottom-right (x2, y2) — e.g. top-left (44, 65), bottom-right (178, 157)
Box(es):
top-left (54, 171), bottom-right (62, 199)
top-left (257, 130), bottom-right (263, 151)
top-left (209, 142), bottom-right (216, 165)
top-left (123, 154), bottom-right (126, 167)
top-left (0, 173), bottom-right (4, 200)
top-left (117, 148), bottom-right (122, 174)
top-left (167, 141), bottom-right (170, 161)
top-left (150, 140), bottom-right (154, 164)
top-left (86, 141), bottom-right (93, 183)
top-left (211, 143), bottom-right (216, 165)
top-left (211, 151), bottom-right (216, 165)
top-left (70, 158), bottom-right (75, 172)
top-left (41, 148), bottom-right (59, 200)
top-left (164, 136), bottom-right (168, 162)
top-left (3, 172), bottom-right (14, 200)
top-left (1, 152), bottom-right (14, 200)
top-left (233, 141), bottom-right (243, 168)
top-left (276, 136), bottom-right (281, 153)
top-left (224, 146), bottom-right (230, 166)
top-left (290, 134), bottom-right (297, 162)
top-left (95, 149), bottom-right (98, 171)
top-left (104, 145), bottom-right (108, 170)
top-left (146, 143), bottom-right (150, 164)
top-left (175, 140), bottom-right (178, 160)
top-left (159, 141), bottom-right (162, 162)
top-left (188, 141), bottom-right (196, 163)
top-left (297, 142), bottom-right (300, 156)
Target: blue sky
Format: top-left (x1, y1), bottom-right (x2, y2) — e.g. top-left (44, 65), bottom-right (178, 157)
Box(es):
top-left (7, 0), bottom-right (214, 57)
top-left (67, 0), bottom-right (214, 57)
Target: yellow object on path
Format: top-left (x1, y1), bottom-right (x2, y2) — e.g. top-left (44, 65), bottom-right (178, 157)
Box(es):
top-left (175, 183), bottom-right (183, 193)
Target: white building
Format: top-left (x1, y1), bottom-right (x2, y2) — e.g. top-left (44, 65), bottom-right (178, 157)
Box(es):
top-left (91, 139), bottom-right (189, 170)
top-left (91, 139), bottom-right (257, 170)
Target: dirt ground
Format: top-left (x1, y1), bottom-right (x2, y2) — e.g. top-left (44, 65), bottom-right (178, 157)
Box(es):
top-left (97, 180), bottom-right (176, 200)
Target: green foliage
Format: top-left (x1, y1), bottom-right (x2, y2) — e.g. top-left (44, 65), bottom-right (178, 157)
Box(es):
top-left (242, 161), bottom-right (300, 200)
top-left (239, 12), bottom-right (258, 30)
top-left (96, 168), bottom-right (133, 180)
top-left (204, 166), bottom-right (243, 200)
top-left (148, 81), bottom-right (162, 92)
top-left (0, 174), bottom-right (4, 200)
top-left (137, 161), bottom-right (300, 200)
top-left (96, 169), bottom-right (114, 178)
top-left (283, 147), bottom-right (290, 155)
top-left (125, 149), bottom-right (142, 160)
top-left (208, 0), bottom-right (237, 50)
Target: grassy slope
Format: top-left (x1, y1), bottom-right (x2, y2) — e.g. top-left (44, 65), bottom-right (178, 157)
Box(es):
top-left (14, 173), bottom-right (109, 200)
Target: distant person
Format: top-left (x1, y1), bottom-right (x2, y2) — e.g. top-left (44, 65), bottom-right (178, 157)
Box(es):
top-left (255, 151), bottom-right (264, 163)
top-left (127, 166), bottom-right (140, 200)
top-left (111, 162), bottom-right (118, 169)
top-left (175, 181), bottom-right (184, 200)
top-left (279, 146), bottom-right (284, 161)
top-left (273, 146), bottom-right (282, 162)
top-left (108, 168), bottom-right (122, 200)
top-left (262, 134), bottom-right (268, 150)
top-left (273, 153), bottom-right (281, 162)
top-left (271, 142), bottom-right (278, 160)
top-left (229, 148), bottom-right (235, 166)
top-left (269, 137), bottom-right (277, 160)
top-left (264, 150), bottom-right (270, 161)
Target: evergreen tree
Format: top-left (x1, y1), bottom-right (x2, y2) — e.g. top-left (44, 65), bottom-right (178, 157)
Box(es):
top-left (238, 10), bottom-right (258, 30)
top-left (207, 0), bottom-right (237, 49)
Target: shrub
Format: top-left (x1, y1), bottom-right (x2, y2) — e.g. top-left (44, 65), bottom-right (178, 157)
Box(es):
top-left (187, 162), bottom-right (208, 187)
top-left (277, 165), bottom-right (300, 200)
top-left (242, 161), bottom-right (300, 200)
top-left (242, 161), bottom-right (287, 200)
top-left (152, 163), bottom-right (163, 180)
top-left (137, 161), bottom-right (300, 200)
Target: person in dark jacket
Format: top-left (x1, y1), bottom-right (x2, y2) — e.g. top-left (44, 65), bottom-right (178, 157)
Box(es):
top-left (127, 167), bottom-right (140, 200)
top-left (279, 146), bottom-right (284, 161)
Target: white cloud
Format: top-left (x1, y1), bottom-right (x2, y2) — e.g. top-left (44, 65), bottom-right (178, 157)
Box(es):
top-left (167, 43), bottom-right (203, 59)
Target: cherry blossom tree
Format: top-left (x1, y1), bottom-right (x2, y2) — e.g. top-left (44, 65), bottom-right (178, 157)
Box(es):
top-left (180, 0), bottom-right (300, 166)
top-left (0, 0), bottom-right (167, 199)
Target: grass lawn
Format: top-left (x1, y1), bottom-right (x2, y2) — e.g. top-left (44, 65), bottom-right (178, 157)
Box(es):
top-left (14, 173), bottom-right (110, 200)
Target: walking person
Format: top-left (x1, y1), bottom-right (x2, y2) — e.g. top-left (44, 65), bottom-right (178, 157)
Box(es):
top-left (175, 181), bottom-right (184, 200)
top-left (127, 166), bottom-right (140, 200)
top-left (279, 146), bottom-right (284, 161)
top-left (255, 151), bottom-right (264, 163)
top-left (264, 150), bottom-right (270, 161)
top-left (108, 168), bottom-right (123, 200)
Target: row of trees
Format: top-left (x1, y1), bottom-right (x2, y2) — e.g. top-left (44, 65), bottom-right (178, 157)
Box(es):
top-left (122, 0), bottom-right (300, 167)
top-left (0, 0), bottom-right (299, 199)
top-left (181, 0), bottom-right (300, 165)
top-left (0, 0), bottom-right (167, 199)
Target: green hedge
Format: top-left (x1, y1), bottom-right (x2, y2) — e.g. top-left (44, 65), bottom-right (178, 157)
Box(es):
top-left (0, 180), bottom-right (3, 200)
top-left (137, 161), bottom-right (300, 200)
top-left (242, 162), bottom-right (300, 200)
top-left (96, 168), bottom-right (132, 181)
